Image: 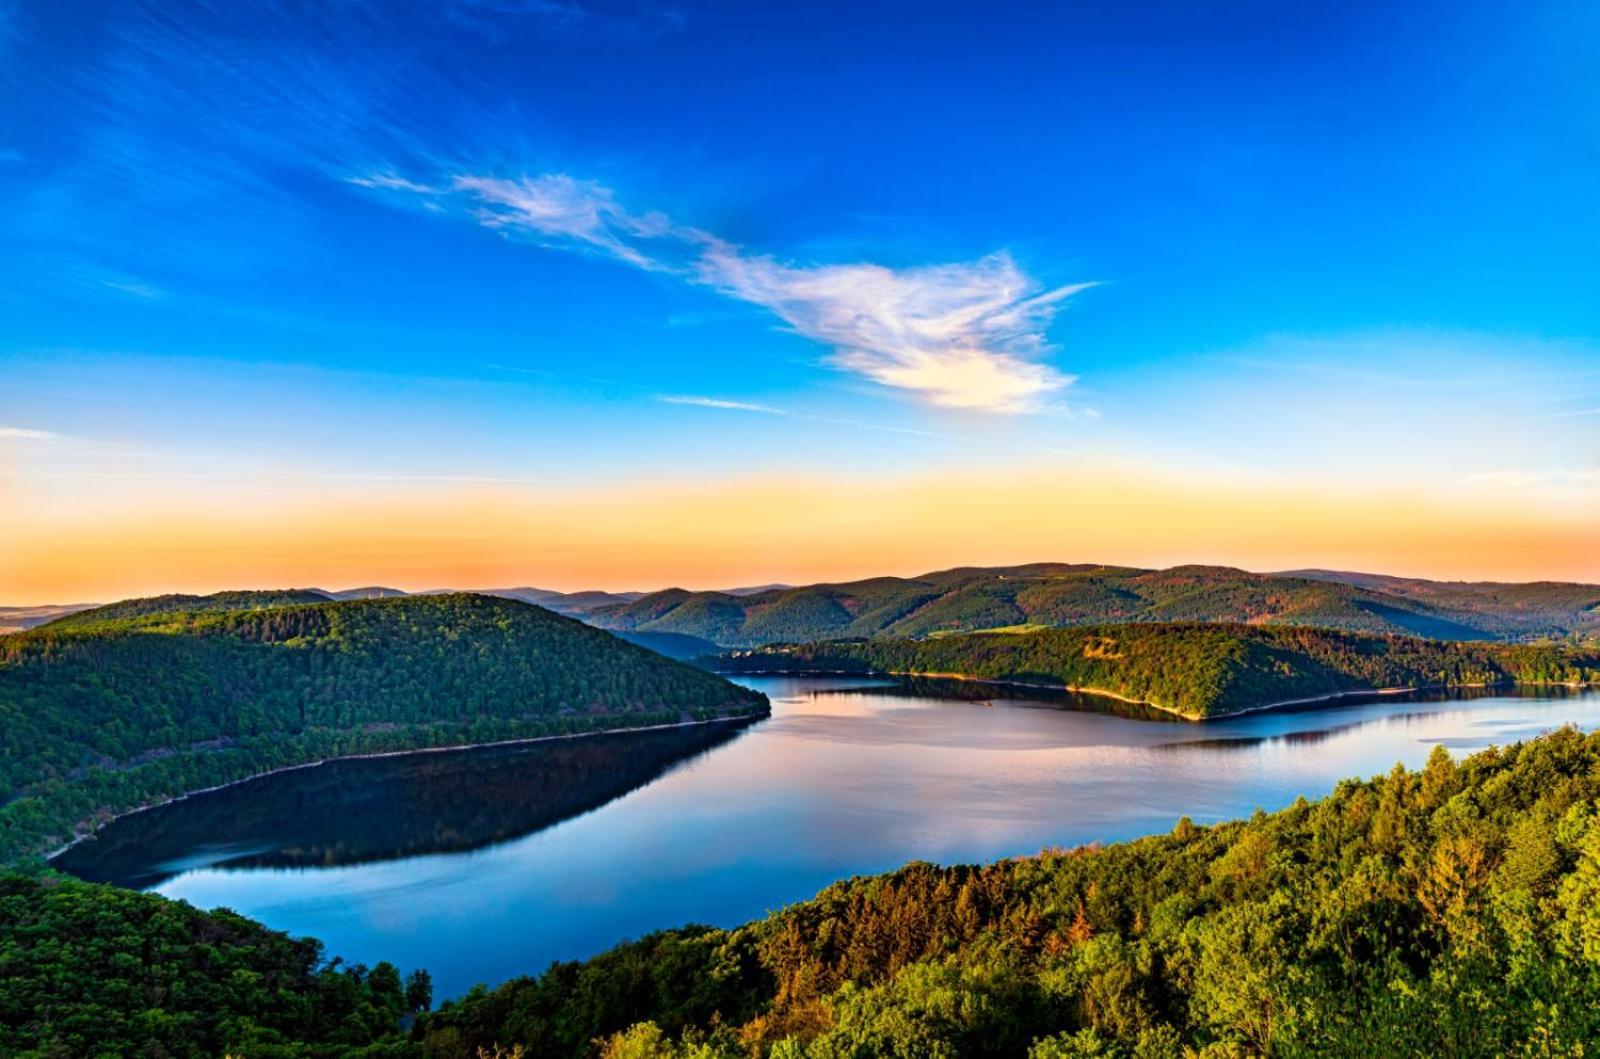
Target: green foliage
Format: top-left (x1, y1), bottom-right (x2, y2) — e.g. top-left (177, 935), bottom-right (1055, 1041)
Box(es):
top-left (421, 727), bottom-right (1600, 1057)
top-left (407, 969), bottom-right (435, 1013)
top-left (0, 594), bottom-right (767, 862)
top-left (587, 563), bottom-right (1600, 646)
top-left (0, 873), bottom-right (416, 1057)
top-left (417, 926), bottom-right (771, 1058)
top-left (718, 623), bottom-right (1600, 718)
top-left (40, 589), bottom-right (336, 629)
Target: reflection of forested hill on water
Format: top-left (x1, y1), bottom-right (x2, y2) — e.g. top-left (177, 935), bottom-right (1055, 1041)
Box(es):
top-left (55, 719), bottom-right (755, 888)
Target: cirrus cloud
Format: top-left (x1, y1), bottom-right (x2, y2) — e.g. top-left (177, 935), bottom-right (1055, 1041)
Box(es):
top-left (658, 395), bottom-right (789, 415)
top-left (358, 171), bottom-right (1089, 413)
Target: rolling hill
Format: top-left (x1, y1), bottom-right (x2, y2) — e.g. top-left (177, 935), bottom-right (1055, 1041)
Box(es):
top-left (0, 593), bottom-right (766, 863)
top-left (586, 563), bottom-right (1600, 646)
top-left (22, 586), bottom-right (646, 627)
top-left (713, 623), bottom-right (1600, 720)
top-left (1282, 569), bottom-right (1600, 639)
top-left (40, 588), bottom-right (338, 629)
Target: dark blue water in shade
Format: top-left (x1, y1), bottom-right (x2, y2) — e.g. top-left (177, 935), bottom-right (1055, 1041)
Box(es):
top-left (54, 678), bottom-right (1600, 998)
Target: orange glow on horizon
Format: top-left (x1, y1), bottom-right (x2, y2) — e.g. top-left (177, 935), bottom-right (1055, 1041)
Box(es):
top-left (2, 465), bottom-right (1596, 604)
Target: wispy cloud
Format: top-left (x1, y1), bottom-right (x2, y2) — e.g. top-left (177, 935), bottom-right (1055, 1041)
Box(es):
top-left (360, 171), bottom-right (1089, 413)
top-left (23, 0), bottom-right (1077, 413)
top-left (654, 392), bottom-right (1085, 456)
top-left (346, 172), bottom-right (437, 195)
top-left (695, 245), bottom-right (1088, 413)
top-left (0, 427), bottom-right (58, 440)
top-left (101, 275), bottom-right (166, 299)
top-left (450, 173), bottom-right (684, 270)
top-left (658, 395), bottom-right (789, 415)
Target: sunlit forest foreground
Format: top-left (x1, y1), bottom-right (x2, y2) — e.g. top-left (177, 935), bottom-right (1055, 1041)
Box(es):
top-left (9, 728), bottom-right (1600, 1056)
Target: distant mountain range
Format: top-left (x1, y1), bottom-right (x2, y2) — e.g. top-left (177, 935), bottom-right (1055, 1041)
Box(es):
top-left (13, 564), bottom-right (1598, 645)
top-left (0, 604), bottom-right (100, 634)
top-left (582, 563), bottom-right (1600, 646)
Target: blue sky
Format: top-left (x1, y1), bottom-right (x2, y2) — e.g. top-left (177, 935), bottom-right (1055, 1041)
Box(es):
top-left (2, 0), bottom-right (1598, 598)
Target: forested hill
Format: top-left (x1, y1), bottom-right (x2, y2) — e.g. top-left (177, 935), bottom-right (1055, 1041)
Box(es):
top-left (15, 727), bottom-right (1600, 1055)
top-left (586, 563), bottom-right (1600, 646)
top-left (714, 624), bottom-right (1600, 719)
top-left (40, 588), bottom-right (336, 628)
top-left (0, 594), bottom-right (766, 863)
top-left (1284, 569), bottom-right (1600, 636)
top-left (417, 728), bottom-right (1600, 1057)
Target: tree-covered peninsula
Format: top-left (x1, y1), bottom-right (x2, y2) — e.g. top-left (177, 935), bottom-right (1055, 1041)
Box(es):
top-left (0, 593), bottom-right (767, 864)
top-left (713, 623), bottom-right (1600, 720)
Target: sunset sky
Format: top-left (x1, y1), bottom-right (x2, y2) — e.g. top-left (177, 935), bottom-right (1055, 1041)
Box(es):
top-left (3, 0), bottom-right (1598, 604)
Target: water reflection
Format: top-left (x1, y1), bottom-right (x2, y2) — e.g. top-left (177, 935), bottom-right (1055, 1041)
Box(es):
top-left (864, 675), bottom-right (1179, 722)
top-left (55, 720), bottom-right (755, 889)
top-left (53, 676), bottom-right (1600, 999)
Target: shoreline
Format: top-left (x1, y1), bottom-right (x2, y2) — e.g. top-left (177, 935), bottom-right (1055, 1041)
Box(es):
top-left (44, 710), bottom-right (766, 862)
top-left (723, 668), bottom-right (1598, 722)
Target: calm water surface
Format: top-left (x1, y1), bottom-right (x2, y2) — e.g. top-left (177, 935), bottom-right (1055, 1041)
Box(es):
top-left (56, 677), bottom-right (1600, 997)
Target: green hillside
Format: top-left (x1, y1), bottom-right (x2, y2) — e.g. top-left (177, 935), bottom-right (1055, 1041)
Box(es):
top-left (14, 728), bottom-right (1600, 1056)
top-left (1285, 569), bottom-right (1600, 639)
top-left (417, 727), bottom-right (1600, 1058)
top-left (587, 563), bottom-right (1600, 646)
top-left (0, 594), bottom-right (767, 863)
top-left (715, 623), bottom-right (1600, 719)
top-left (41, 588), bottom-right (337, 628)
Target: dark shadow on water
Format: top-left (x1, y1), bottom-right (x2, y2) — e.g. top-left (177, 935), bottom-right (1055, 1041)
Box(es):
top-left (54, 719), bottom-right (758, 890)
top-left (833, 675), bottom-right (1182, 723)
top-left (1167, 727), bottom-right (1350, 752)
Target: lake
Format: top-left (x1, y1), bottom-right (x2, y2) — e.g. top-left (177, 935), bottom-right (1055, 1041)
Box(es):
top-left (55, 677), bottom-right (1600, 998)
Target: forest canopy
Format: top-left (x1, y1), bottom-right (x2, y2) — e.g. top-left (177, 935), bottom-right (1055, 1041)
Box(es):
top-left (713, 623), bottom-right (1600, 719)
top-left (0, 594), bottom-right (766, 863)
